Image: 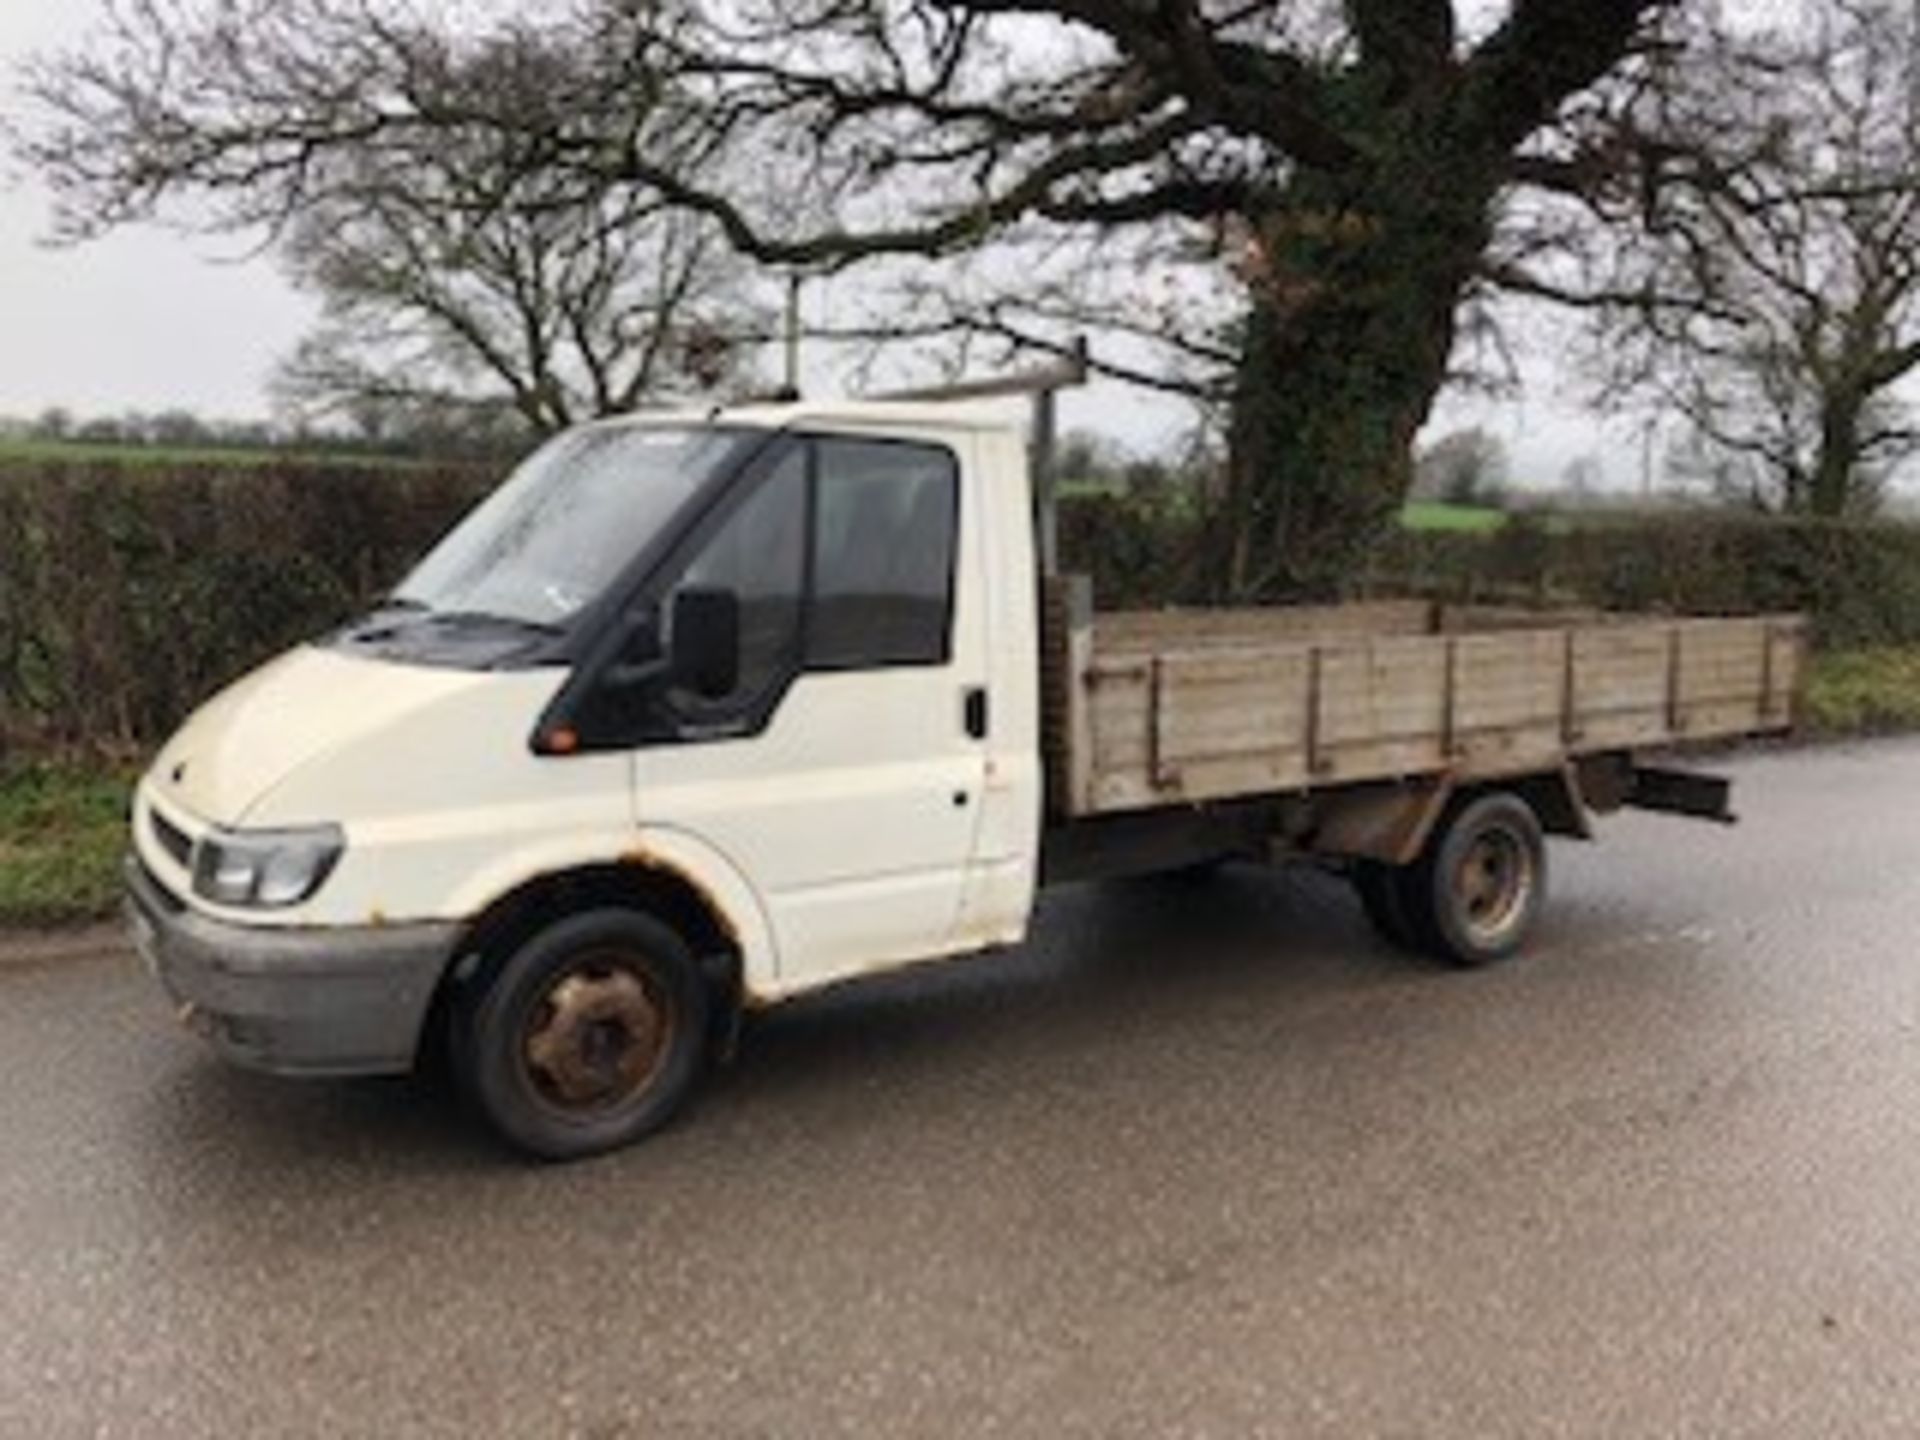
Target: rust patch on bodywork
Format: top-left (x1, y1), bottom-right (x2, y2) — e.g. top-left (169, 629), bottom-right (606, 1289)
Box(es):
top-left (618, 848), bottom-right (742, 950)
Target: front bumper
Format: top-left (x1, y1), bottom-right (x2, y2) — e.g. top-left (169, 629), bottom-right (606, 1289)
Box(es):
top-left (124, 858), bottom-right (458, 1078)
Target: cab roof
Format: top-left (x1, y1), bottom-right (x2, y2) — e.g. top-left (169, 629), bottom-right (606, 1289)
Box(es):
top-left (584, 396), bottom-right (1028, 439)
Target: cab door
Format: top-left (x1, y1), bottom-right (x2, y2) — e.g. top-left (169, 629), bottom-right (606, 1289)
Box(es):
top-left (631, 429), bottom-right (989, 990)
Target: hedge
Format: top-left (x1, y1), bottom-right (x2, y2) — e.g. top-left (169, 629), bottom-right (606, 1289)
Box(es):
top-left (8, 459), bottom-right (1920, 755)
top-left (1061, 497), bottom-right (1920, 651)
top-left (0, 460), bottom-right (493, 754)
top-left (1373, 514), bottom-right (1920, 650)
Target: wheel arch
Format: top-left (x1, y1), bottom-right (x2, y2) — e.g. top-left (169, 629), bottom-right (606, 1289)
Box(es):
top-left (1311, 765), bottom-right (1591, 868)
top-left (426, 834), bottom-right (779, 1060)
top-left (1501, 766), bottom-right (1594, 842)
top-left (457, 862), bottom-right (738, 981)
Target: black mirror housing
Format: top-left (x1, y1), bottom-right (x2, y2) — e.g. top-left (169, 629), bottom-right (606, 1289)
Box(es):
top-left (596, 613), bottom-right (666, 694)
top-left (671, 587), bottom-right (741, 700)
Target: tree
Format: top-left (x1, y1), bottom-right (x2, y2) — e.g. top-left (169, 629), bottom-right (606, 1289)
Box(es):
top-left (1414, 428), bottom-right (1511, 506)
top-left (22, 1), bottom-right (1670, 596)
top-left (1560, 455), bottom-right (1604, 504)
top-left (1585, 0), bottom-right (1920, 517)
top-left (27, 11), bottom-right (771, 440)
top-left (1056, 429), bottom-right (1131, 491)
top-left (275, 139), bottom-right (770, 434)
top-left (29, 408), bottom-right (71, 443)
top-left (73, 416), bottom-right (127, 445)
top-left (147, 410), bottom-right (213, 447)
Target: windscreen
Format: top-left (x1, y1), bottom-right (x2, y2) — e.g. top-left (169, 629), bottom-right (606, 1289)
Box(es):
top-left (393, 425), bottom-right (763, 628)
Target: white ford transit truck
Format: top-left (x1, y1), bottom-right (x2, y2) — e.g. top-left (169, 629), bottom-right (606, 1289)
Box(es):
top-left (126, 393), bottom-right (1805, 1158)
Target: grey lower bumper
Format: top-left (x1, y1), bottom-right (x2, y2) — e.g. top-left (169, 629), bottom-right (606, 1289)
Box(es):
top-left (125, 858), bottom-right (458, 1078)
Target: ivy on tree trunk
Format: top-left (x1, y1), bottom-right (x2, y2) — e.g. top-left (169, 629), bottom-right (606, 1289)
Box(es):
top-left (1217, 150), bottom-right (1499, 599)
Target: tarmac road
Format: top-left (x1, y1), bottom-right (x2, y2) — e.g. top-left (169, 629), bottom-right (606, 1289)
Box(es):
top-left (6, 739), bottom-right (1920, 1438)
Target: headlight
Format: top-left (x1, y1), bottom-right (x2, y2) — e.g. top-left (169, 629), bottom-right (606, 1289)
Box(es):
top-left (192, 825), bottom-right (345, 909)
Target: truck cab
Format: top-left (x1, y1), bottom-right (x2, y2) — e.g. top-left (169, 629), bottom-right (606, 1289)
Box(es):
top-left (128, 403), bottom-right (1048, 1158)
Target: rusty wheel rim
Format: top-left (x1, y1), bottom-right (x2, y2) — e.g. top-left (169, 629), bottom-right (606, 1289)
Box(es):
top-left (520, 953), bottom-right (674, 1116)
top-left (1452, 828), bottom-right (1532, 945)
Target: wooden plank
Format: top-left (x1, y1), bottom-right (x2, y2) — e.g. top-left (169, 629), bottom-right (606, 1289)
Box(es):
top-left (1439, 604), bottom-right (1607, 634)
top-left (1039, 576), bottom-right (1070, 813)
top-left (1306, 648), bottom-right (1324, 778)
top-left (1147, 655), bottom-right (1168, 789)
top-left (1765, 619), bottom-right (1809, 729)
top-left (1088, 664), bottom-right (1152, 774)
top-left (1151, 645), bottom-right (1314, 796)
top-left (1435, 630), bottom-right (1567, 776)
top-left (1315, 638), bottom-right (1449, 779)
top-left (1453, 631), bottom-right (1565, 729)
top-left (1061, 576), bottom-right (1096, 815)
top-left (1675, 619), bottom-right (1768, 738)
top-left (1569, 623), bottom-right (1673, 750)
top-left (1094, 600), bottom-right (1434, 656)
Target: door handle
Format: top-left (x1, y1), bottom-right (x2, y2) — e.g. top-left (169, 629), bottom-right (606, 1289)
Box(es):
top-left (963, 686), bottom-right (990, 740)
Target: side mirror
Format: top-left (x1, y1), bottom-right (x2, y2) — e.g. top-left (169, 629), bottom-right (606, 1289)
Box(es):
top-left (670, 587), bottom-right (741, 701)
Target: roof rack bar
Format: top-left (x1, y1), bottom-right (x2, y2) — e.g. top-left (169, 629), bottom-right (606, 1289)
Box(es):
top-left (872, 337), bottom-right (1090, 404)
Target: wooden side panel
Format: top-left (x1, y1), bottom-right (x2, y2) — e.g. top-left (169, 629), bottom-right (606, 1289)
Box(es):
top-left (1083, 647), bottom-right (1311, 811)
top-left (1676, 619), bottom-right (1770, 737)
top-left (1314, 638), bottom-right (1450, 782)
top-left (1082, 636), bottom-right (1455, 808)
top-left (1767, 619), bottom-right (1809, 727)
top-left (1062, 601), bottom-right (1808, 819)
top-left (1452, 631), bottom-right (1569, 776)
top-left (1570, 623), bottom-right (1674, 751)
top-left (1088, 662), bottom-right (1152, 773)
top-left (1155, 648), bottom-right (1314, 802)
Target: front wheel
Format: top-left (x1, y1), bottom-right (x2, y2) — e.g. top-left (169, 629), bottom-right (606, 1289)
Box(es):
top-left (456, 908), bottom-right (710, 1161)
top-left (1402, 791), bottom-right (1548, 968)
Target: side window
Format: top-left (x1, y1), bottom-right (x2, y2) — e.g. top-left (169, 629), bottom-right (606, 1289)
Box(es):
top-left (664, 446), bottom-right (807, 710)
top-left (808, 439), bottom-right (959, 669)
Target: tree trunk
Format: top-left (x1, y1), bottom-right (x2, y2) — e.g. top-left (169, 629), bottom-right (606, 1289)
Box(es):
top-left (1208, 159), bottom-right (1498, 602)
top-left (1811, 389), bottom-right (1865, 518)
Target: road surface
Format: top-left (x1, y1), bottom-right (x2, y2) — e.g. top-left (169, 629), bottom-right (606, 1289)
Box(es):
top-left (6, 740), bottom-right (1920, 1437)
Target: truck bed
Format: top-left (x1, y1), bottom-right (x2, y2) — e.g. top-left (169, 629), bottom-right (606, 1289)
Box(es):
top-left (1043, 582), bottom-right (1807, 818)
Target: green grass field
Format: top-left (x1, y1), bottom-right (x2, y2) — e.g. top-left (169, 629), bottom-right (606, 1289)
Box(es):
top-left (1801, 649), bottom-right (1920, 738)
top-left (1053, 488), bottom-right (1516, 537)
top-left (0, 764), bottom-right (135, 928)
top-left (1400, 501), bottom-right (1510, 533)
top-left (0, 437), bottom-right (423, 471)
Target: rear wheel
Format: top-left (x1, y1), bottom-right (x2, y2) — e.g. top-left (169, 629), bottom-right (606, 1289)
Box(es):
top-left (456, 908), bottom-right (710, 1161)
top-left (1353, 860), bottom-right (1418, 949)
top-left (1402, 792), bottom-right (1547, 968)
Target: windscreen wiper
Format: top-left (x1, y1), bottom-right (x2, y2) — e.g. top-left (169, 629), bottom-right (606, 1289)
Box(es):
top-left (423, 609), bottom-right (567, 638)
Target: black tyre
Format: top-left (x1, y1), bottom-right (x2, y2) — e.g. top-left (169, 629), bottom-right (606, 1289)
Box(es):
top-left (1353, 860), bottom-right (1419, 949)
top-left (456, 908), bottom-right (710, 1161)
top-left (1403, 792), bottom-right (1547, 968)
top-left (1153, 856), bottom-right (1233, 885)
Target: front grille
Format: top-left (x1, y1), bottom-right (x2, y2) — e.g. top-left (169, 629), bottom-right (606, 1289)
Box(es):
top-left (149, 808), bottom-right (193, 870)
top-left (132, 855), bottom-right (186, 915)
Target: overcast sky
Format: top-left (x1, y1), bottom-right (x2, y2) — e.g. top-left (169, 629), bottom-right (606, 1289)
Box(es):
top-left (0, 6), bottom-right (319, 423)
top-left (0, 2), bottom-right (1636, 488)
